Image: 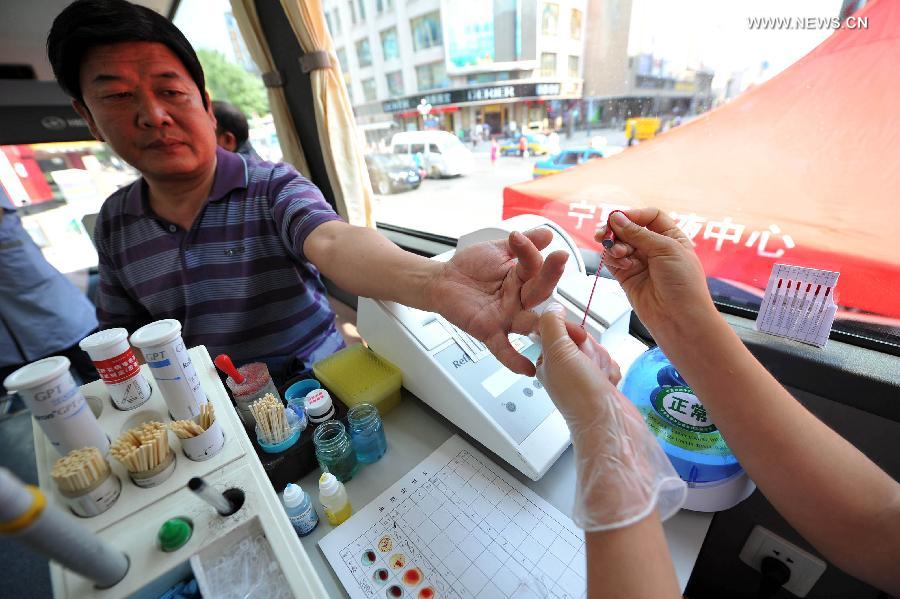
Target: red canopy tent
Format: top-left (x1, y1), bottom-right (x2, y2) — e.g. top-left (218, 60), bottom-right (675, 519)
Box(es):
top-left (503, 0), bottom-right (900, 321)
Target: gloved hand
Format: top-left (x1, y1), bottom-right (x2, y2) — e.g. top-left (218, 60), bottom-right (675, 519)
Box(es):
top-left (535, 303), bottom-right (686, 531)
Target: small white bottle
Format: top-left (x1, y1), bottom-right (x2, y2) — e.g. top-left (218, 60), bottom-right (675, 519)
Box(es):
top-left (318, 472), bottom-right (352, 526)
top-left (282, 483), bottom-right (318, 537)
top-left (305, 389), bottom-right (336, 425)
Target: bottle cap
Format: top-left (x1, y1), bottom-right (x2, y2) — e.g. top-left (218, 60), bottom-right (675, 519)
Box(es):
top-left (318, 472), bottom-right (340, 496)
top-left (283, 483), bottom-right (304, 508)
top-left (79, 328), bottom-right (128, 353)
top-left (130, 319), bottom-right (182, 349)
top-left (3, 356), bottom-right (70, 393)
top-left (305, 389), bottom-right (334, 419)
top-left (158, 517), bottom-right (193, 552)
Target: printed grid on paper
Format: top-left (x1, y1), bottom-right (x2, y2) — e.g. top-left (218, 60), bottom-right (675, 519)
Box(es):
top-left (327, 440), bottom-right (586, 599)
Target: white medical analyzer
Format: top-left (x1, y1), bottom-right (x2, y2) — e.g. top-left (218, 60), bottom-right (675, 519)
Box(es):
top-left (358, 216), bottom-right (634, 480)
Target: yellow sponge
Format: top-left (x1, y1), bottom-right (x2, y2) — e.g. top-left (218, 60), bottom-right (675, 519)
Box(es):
top-left (313, 345), bottom-right (402, 415)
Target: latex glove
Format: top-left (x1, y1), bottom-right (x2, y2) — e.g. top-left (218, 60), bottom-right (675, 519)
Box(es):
top-left (596, 208), bottom-right (718, 341)
top-left (535, 304), bottom-right (686, 531)
top-left (428, 228), bottom-right (568, 376)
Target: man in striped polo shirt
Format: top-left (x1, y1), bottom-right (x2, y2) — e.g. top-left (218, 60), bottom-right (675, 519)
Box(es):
top-left (47, 0), bottom-right (567, 382)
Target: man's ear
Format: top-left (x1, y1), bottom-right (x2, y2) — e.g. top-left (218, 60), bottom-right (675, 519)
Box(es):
top-left (72, 99), bottom-right (105, 142)
top-left (204, 90), bottom-right (214, 117)
top-left (220, 131), bottom-right (238, 152)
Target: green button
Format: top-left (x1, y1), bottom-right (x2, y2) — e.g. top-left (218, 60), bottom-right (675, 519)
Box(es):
top-left (158, 518), bottom-right (192, 552)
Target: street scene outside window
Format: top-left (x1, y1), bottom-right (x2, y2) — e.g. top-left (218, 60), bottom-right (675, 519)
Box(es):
top-left (325, 0), bottom-right (898, 345)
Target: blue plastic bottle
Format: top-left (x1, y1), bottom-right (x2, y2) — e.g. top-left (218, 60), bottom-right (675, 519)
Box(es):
top-left (282, 483), bottom-right (318, 537)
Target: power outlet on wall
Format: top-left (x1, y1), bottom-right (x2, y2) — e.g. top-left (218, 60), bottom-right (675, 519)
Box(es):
top-left (739, 526), bottom-right (827, 597)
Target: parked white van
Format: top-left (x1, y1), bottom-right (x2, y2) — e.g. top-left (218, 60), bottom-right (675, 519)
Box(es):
top-left (390, 131), bottom-right (474, 178)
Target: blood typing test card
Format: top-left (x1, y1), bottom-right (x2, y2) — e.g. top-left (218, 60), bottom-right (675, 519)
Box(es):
top-left (319, 436), bottom-right (587, 599)
top-left (755, 264), bottom-right (839, 347)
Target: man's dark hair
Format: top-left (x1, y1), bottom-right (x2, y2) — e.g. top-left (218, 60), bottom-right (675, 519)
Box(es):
top-left (47, 0), bottom-right (207, 108)
top-left (212, 100), bottom-right (249, 145)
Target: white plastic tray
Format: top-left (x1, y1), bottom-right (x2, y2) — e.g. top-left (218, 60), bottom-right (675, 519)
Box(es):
top-left (32, 346), bottom-right (328, 599)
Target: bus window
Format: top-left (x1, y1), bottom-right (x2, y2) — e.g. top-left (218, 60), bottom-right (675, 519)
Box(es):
top-left (319, 0), bottom-right (898, 349)
top-left (0, 141), bottom-right (137, 273)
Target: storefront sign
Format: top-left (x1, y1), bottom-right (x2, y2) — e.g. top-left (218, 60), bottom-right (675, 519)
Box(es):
top-left (382, 82), bottom-right (564, 113)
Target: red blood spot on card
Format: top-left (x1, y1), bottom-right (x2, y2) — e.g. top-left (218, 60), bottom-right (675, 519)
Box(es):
top-left (402, 568), bottom-right (422, 586)
top-left (418, 588), bottom-right (434, 599)
top-left (387, 585), bottom-right (403, 598)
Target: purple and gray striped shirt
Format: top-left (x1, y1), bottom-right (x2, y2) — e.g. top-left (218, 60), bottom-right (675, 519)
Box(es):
top-left (94, 147), bottom-right (345, 375)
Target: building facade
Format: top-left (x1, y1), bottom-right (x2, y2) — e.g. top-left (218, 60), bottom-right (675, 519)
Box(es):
top-left (323, 0), bottom-right (588, 144)
top-left (581, 0), bottom-right (714, 126)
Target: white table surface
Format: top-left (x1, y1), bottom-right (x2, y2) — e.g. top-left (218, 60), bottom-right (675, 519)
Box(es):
top-left (297, 391), bottom-right (712, 597)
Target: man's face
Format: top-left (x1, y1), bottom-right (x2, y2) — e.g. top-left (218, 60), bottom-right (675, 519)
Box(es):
top-left (73, 41), bottom-right (217, 181)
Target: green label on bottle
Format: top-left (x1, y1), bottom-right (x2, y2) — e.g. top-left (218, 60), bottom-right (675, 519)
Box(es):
top-left (640, 386), bottom-right (732, 456)
top-left (652, 387), bottom-right (716, 433)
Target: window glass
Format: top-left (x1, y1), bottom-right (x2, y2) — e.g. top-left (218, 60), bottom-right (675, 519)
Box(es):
top-left (428, 144), bottom-right (441, 154)
top-left (381, 27), bottom-right (400, 61)
top-left (357, 0), bottom-right (366, 20)
top-left (540, 53), bottom-right (557, 77)
top-left (416, 61), bottom-right (449, 91)
top-left (568, 55), bottom-right (579, 78)
top-left (348, 0), bottom-right (357, 24)
top-left (558, 152), bottom-right (579, 165)
top-left (332, 8), bottom-right (342, 35)
top-left (376, 0), bottom-right (394, 14)
top-left (332, 1), bottom-right (898, 346)
top-left (570, 8), bottom-right (582, 39)
top-left (386, 71), bottom-right (404, 96)
top-left (393, 144), bottom-right (409, 154)
top-left (356, 38), bottom-right (373, 67)
top-left (362, 77), bottom-right (378, 101)
top-left (0, 142), bottom-right (136, 273)
top-left (410, 143), bottom-right (426, 154)
top-left (336, 47), bottom-right (349, 71)
top-left (542, 3), bottom-right (559, 35)
top-left (411, 11), bottom-right (442, 51)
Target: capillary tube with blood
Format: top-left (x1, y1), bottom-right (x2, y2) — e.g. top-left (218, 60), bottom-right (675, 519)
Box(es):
top-left (581, 211), bottom-right (622, 327)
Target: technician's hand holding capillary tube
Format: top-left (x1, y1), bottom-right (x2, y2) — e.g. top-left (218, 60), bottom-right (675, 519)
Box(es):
top-left (0, 468), bottom-right (129, 588)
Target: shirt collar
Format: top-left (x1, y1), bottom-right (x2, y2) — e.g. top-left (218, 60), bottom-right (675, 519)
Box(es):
top-left (123, 146), bottom-right (249, 216)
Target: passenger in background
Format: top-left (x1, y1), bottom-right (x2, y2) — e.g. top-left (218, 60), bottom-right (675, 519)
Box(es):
top-left (212, 100), bottom-right (261, 161)
top-left (0, 187), bottom-right (98, 383)
top-left (535, 208), bottom-right (900, 598)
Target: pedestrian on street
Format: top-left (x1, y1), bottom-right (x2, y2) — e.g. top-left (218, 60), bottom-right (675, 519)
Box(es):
top-left (490, 137), bottom-right (499, 166)
top-left (518, 135), bottom-right (529, 159)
